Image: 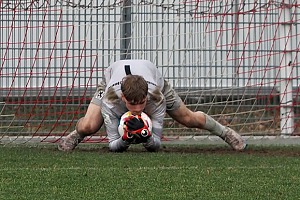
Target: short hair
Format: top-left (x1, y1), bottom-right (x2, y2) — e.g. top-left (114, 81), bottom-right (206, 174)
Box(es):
top-left (121, 75), bottom-right (148, 104)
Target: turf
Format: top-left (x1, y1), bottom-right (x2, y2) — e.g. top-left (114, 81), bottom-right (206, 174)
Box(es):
top-left (1, 144), bottom-right (300, 200)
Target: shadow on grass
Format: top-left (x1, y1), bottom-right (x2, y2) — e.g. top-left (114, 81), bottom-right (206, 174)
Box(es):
top-left (5, 143), bottom-right (300, 157)
top-left (50, 143), bottom-right (300, 157)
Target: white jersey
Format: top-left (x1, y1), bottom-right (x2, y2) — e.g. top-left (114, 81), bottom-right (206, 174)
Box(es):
top-left (104, 59), bottom-right (164, 105)
top-left (98, 60), bottom-right (166, 151)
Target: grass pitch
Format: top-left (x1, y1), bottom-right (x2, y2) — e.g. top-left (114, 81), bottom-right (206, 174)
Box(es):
top-left (1, 144), bottom-right (300, 200)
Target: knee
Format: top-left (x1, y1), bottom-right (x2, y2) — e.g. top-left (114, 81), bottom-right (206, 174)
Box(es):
top-left (180, 111), bottom-right (206, 128)
top-left (169, 106), bottom-right (199, 128)
top-left (76, 118), bottom-right (101, 135)
top-left (178, 113), bottom-right (196, 128)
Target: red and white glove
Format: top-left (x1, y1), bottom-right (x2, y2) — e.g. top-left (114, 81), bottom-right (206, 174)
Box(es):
top-left (121, 130), bottom-right (135, 143)
top-left (122, 115), bottom-right (151, 143)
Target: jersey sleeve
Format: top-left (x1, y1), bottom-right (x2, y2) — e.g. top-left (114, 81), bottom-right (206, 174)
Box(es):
top-left (147, 60), bottom-right (164, 90)
top-left (144, 97), bottom-right (166, 139)
top-left (101, 103), bottom-right (129, 152)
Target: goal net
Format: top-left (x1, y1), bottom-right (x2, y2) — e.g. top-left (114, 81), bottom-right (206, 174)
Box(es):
top-left (1, 0), bottom-right (299, 144)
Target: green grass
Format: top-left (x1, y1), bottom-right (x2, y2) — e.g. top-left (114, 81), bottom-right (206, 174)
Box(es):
top-left (1, 144), bottom-right (300, 200)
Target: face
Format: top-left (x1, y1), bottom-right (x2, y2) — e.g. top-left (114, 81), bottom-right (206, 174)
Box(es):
top-left (121, 95), bottom-right (147, 116)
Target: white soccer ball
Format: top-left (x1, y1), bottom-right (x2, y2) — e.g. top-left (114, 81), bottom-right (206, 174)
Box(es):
top-left (118, 111), bottom-right (152, 137)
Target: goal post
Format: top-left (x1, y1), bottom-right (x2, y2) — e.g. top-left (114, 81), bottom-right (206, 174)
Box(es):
top-left (0, 0), bottom-right (300, 144)
top-left (278, 1), bottom-right (296, 135)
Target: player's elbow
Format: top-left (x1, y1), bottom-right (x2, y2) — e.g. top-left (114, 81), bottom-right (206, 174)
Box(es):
top-left (108, 140), bottom-right (129, 152)
top-left (109, 145), bottom-right (121, 152)
top-left (143, 135), bottom-right (161, 152)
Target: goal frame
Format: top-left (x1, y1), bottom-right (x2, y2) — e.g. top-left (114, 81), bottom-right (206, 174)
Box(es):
top-left (1, 0), bottom-right (300, 144)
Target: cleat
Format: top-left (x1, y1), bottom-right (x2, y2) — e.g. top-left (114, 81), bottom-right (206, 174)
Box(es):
top-left (58, 130), bottom-right (84, 151)
top-left (222, 127), bottom-right (247, 151)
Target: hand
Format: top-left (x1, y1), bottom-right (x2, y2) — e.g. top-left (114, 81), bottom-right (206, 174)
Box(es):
top-left (121, 130), bottom-right (135, 143)
top-left (123, 115), bottom-right (152, 143)
top-left (125, 116), bottom-right (145, 132)
top-left (136, 128), bottom-right (151, 143)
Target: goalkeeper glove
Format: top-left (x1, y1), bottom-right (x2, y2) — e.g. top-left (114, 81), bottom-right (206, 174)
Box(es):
top-left (137, 128), bottom-right (152, 143)
top-left (125, 116), bottom-right (144, 131)
top-left (121, 130), bottom-right (135, 143)
top-left (123, 115), bottom-right (152, 143)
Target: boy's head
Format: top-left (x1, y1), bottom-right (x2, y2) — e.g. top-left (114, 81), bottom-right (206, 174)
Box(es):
top-left (121, 75), bottom-right (148, 115)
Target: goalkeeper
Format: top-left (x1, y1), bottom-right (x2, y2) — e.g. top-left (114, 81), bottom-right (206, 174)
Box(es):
top-left (58, 59), bottom-right (247, 152)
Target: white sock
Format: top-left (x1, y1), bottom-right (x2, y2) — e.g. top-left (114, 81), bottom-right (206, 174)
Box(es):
top-left (202, 113), bottom-right (226, 137)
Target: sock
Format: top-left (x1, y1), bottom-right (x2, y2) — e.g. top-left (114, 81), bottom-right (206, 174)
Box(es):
top-left (202, 113), bottom-right (226, 137)
top-left (71, 130), bottom-right (85, 141)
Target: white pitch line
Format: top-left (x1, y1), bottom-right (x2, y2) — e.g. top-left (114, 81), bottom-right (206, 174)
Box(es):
top-left (0, 165), bottom-right (291, 172)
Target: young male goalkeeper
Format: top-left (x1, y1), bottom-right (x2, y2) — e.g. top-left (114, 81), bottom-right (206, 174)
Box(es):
top-left (58, 59), bottom-right (247, 152)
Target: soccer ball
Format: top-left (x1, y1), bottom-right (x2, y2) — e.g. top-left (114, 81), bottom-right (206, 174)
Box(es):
top-left (118, 111), bottom-right (152, 138)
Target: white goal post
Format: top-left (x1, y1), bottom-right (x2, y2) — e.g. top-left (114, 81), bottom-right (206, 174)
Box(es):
top-left (0, 0), bottom-right (300, 144)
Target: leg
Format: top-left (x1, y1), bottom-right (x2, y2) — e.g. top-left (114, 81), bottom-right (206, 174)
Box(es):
top-left (162, 79), bottom-right (246, 151)
top-left (76, 102), bottom-right (103, 136)
top-left (167, 102), bottom-right (246, 151)
top-left (167, 102), bottom-right (225, 136)
top-left (162, 79), bottom-right (225, 136)
top-left (58, 81), bottom-right (106, 151)
top-left (58, 102), bottom-right (104, 151)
